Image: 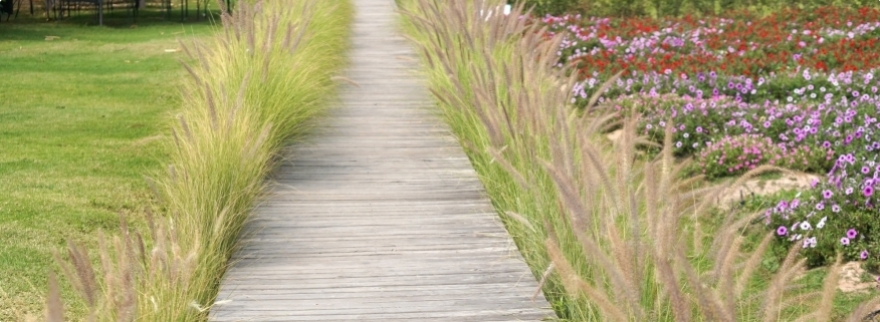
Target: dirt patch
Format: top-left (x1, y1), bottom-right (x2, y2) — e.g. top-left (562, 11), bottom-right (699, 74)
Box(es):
top-left (839, 261), bottom-right (879, 293)
top-left (718, 172), bottom-right (820, 208)
top-left (606, 129), bottom-right (623, 142)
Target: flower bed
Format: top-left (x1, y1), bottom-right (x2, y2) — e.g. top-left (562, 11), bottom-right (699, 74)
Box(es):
top-left (545, 7), bottom-right (880, 77)
top-left (539, 7), bottom-right (880, 269)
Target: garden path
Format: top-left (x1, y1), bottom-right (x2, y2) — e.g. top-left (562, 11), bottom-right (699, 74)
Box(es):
top-left (208, 0), bottom-right (552, 321)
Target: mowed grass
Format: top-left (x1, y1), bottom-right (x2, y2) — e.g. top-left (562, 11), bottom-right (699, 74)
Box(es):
top-left (0, 13), bottom-right (214, 319)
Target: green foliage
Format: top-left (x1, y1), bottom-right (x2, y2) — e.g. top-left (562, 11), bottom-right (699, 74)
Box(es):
top-left (516, 0), bottom-right (579, 15)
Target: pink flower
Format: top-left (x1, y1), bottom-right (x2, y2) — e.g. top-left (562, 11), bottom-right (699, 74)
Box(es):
top-left (847, 229), bottom-right (858, 239)
top-left (776, 226), bottom-right (788, 236)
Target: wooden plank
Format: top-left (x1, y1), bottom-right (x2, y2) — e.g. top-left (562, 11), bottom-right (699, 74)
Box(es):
top-left (208, 0), bottom-right (553, 321)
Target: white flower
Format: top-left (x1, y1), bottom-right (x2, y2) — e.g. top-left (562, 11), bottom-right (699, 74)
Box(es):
top-left (817, 216), bottom-right (827, 229)
top-left (800, 221), bottom-right (812, 230)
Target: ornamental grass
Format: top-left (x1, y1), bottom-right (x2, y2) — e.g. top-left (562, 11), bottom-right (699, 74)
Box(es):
top-left (399, 0), bottom-right (880, 320)
top-left (46, 0), bottom-right (352, 320)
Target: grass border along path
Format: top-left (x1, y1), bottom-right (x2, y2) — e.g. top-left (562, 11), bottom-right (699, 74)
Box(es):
top-left (49, 0), bottom-right (353, 320)
top-left (398, 0), bottom-right (880, 321)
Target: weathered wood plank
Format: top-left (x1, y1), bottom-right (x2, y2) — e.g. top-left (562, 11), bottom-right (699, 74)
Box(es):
top-left (208, 0), bottom-right (553, 321)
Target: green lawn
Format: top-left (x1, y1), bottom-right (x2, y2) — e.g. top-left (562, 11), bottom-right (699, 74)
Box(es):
top-left (0, 11), bottom-right (214, 319)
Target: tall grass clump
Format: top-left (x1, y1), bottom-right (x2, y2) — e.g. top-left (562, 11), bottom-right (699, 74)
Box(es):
top-left (399, 0), bottom-right (880, 320)
top-left (46, 0), bottom-right (353, 320)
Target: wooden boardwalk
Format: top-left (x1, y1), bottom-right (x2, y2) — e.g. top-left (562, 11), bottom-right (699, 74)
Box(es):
top-left (208, 1), bottom-right (553, 321)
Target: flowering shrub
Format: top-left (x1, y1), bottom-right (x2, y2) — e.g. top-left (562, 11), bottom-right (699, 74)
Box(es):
top-left (697, 134), bottom-right (817, 178)
top-left (696, 134), bottom-right (779, 177)
top-left (766, 154), bottom-right (880, 270)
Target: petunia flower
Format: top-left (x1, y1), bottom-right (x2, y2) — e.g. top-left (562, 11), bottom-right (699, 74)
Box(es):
top-left (823, 190), bottom-right (833, 199)
top-left (847, 229), bottom-right (858, 239)
top-left (776, 226), bottom-right (788, 236)
top-left (805, 237), bottom-right (817, 248)
top-left (800, 221), bottom-right (812, 230)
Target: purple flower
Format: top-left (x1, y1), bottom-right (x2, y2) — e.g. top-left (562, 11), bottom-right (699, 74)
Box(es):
top-left (823, 189), bottom-right (833, 199)
top-left (776, 226), bottom-right (788, 236)
top-left (816, 202), bottom-right (825, 211)
top-left (847, 229), bottom-right (858, 239)
top-left (841, 237), bottom-right (851, 246)
top-left (832, 204), bottom-right (841, 213)
top-left (861, 250), bottom-right (869, 260)
top-left (863, 166), bottom-right (871, 174)
top-left (865, 186), bottom-right (874, 197)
